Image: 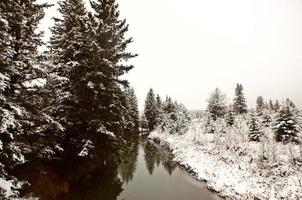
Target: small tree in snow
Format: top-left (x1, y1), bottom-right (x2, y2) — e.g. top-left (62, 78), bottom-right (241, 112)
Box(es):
top-left (233, 83), bottom-right (247, 114)
top-left (261, 109), bottom-right (272, 127)
top-left (273, 104), bottom-right (301, 144)
top-left (248, 112), bottom-right (262, 142)
top-left (225, 105), bottom-right (235, 126)
top-left (144, 88), bottom-right (158, 131)
top-left (256, 96), bottom-right (265, 115)
top-left (206, 88), bottom-right (227, 121)
top-left (160, 102), bottom-right (190, 135)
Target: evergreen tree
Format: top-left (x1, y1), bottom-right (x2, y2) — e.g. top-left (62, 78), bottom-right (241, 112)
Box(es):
top-left (261, 109), bottom-right (272, 127)
top-left (0, 0), bottom-right (56, 196)
top-left (248, 112), bottom-right (262, 142)
top-left (155, 94), bottom-right (163, 125)
top-left (144, 88), bottom-right (158, 131)
top-left (256, 96), bottom-right (264, 114)
top-left (206, 88), bottom-right (227, 120)
top-left (123, 87), bottom-right (139, 132)
top-left (273, 104), bottom-right (300, 144)
top-left (225, 105), bottom-right (235, 126)
top-left (285, 98), bottom-right (296, 108)
top-left (156, 95), bottom-right (162, 110)
top-left (274, 100), bottom-right (280, 112)
top-left (140, 113), bottom-right (149, 131)
top-left (48, 0), bottom-right (137, 157)
top-left (268, 99), bottom-right (274, 110)
top-left (162, 96), bottom-right (176, 114)
top-left (49, 0), bottom-right (95, 156)
top-left (0, 0), bottom-right (51, 155)
top-left (86, 0), bottom-right (137, 134)
top-left (50, 0), bottom-right (88, 65)
top-left (233, 83), bottom-right (247, 114)
top-left (160, 100), bottom-right (191, 135)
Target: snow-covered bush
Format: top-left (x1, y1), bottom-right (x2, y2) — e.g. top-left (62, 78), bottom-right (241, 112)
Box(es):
top-left (159, 109), bottom-right (191, 135)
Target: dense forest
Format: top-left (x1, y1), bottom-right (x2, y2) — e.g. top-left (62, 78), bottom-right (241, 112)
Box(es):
top-left (0, 0), bottom-right (142, 198)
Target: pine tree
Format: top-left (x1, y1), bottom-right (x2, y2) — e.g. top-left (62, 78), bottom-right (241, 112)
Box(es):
top-left (140, 114), bottom-right (149, 131)
top-left (129, 88), bottom-right (140, 132)
top-left (248, 112), bottom-right (262, 142)
top-left (50, 0), bottom-right (88, 65)
top-left (286, 98), bottom-right (296, 108)
top-left (207, 88), bottom-right (227, 120)
top-left (162, 96), bottom-right (176, 114)
top-left (0, 0), bottom-right (55, 195)
top-left (233, 83), bottom-right (247, 114)
top-left (268, 99), bottom-right (274, 110)
top-left (123, 87), bottom-right (139, 132)
top-left (261, 109), bottom-right (272, 127)
top-left (274, 100), bottom-right (280, 112)
top-left (0, 0), bottom-right (51, 155)
top-left (156, 95), bottom-right (162, 110)
top-left (225, 105), bottom-right (235, 126)
top-left (160, 100), bottom-right (191, 135)
top-left (48, 0), bottom-right (95, 156)
top-left (144, 89), bottom-right (158, 131)
top-left (274, 104), bottom-right (300, 144)
top-left (86, 0), bottom-right (137, 134)
top-left (256, 96), bottom-right (264, 114)
top-left (48, 0), bottom-right (137, 157)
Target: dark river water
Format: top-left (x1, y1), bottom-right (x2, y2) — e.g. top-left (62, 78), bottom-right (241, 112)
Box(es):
top-left (13, 136), bottom-right (222, 200)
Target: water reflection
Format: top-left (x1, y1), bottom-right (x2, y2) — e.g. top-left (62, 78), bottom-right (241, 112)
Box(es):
top-left (13, 158), bottom-right (124, 200)
top-left (118, 135), bottom-right (139, 183)
top-left (12, 135), bottom-right (221, 200)
top-left (143, 141), bottom-right (176, 175)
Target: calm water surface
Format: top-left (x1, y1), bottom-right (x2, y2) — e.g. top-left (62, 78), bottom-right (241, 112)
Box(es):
top-left (14, 136), bottom-right (222, 200)
top-left (118, 139), bottom-right (222, 200)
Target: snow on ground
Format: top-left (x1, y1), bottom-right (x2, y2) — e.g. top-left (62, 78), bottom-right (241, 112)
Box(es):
top-left (149, 120), bottom-right (302, 199)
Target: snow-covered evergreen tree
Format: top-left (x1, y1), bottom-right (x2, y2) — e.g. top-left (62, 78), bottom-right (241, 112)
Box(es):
top-left (124, 87), bottom-right (139, 132)
top-left (144, 89), bottom-right (158, 131)
top-left (160, 101), bottom-right (191, 135)
top-left (273, 104), bottom-right (301, 144)
top-left (233, 83), bottom-right (247, 114)
top-left (162, 96), bottom-right (176, 114)
top-left (47, 0), bottom-right (137, 157)
top-left (156, 95), bottom-right (163, 111)
top-left (261, 109), bottom-right (272, 127)
top-left (248, 112), bottom-right (262, 142)
top-left (86, 0), bottom-right (137, 134)
top-left (50, 0), bottom-right (88, 65)
top-left (0, 0), bottom-right (56, 196)
top-left (140, 114), bottom-right (149, 132)
top-left (274, 100), bottom-right (280, 112)
top-left (155, 94), bottom-right (163, 123)
top-left (256, 96), bottom-right (264, 114)
top-left (268, 99), bottom-right (274, 110)
top-left (206, 88), bottom-right (227, 120)
top-left (225, 105), bottom-right (235, 126)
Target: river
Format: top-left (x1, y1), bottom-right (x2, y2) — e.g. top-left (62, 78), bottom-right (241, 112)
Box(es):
top-left (13, 135), bottom-right (222, 200)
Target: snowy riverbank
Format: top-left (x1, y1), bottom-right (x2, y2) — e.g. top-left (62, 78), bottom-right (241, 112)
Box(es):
top-left (149, 122), bottom-right (302, 199)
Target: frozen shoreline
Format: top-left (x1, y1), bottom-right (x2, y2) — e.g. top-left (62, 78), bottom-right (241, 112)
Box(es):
top-left (149, 128), bottom-right (302, 200)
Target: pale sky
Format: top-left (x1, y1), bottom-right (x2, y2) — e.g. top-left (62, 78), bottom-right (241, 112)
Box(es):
top-left (38, 0), bottom-right (302, 110)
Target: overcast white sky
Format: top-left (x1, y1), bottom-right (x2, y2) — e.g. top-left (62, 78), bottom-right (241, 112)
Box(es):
top-left (39, 0), bottom-right (302, 110)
